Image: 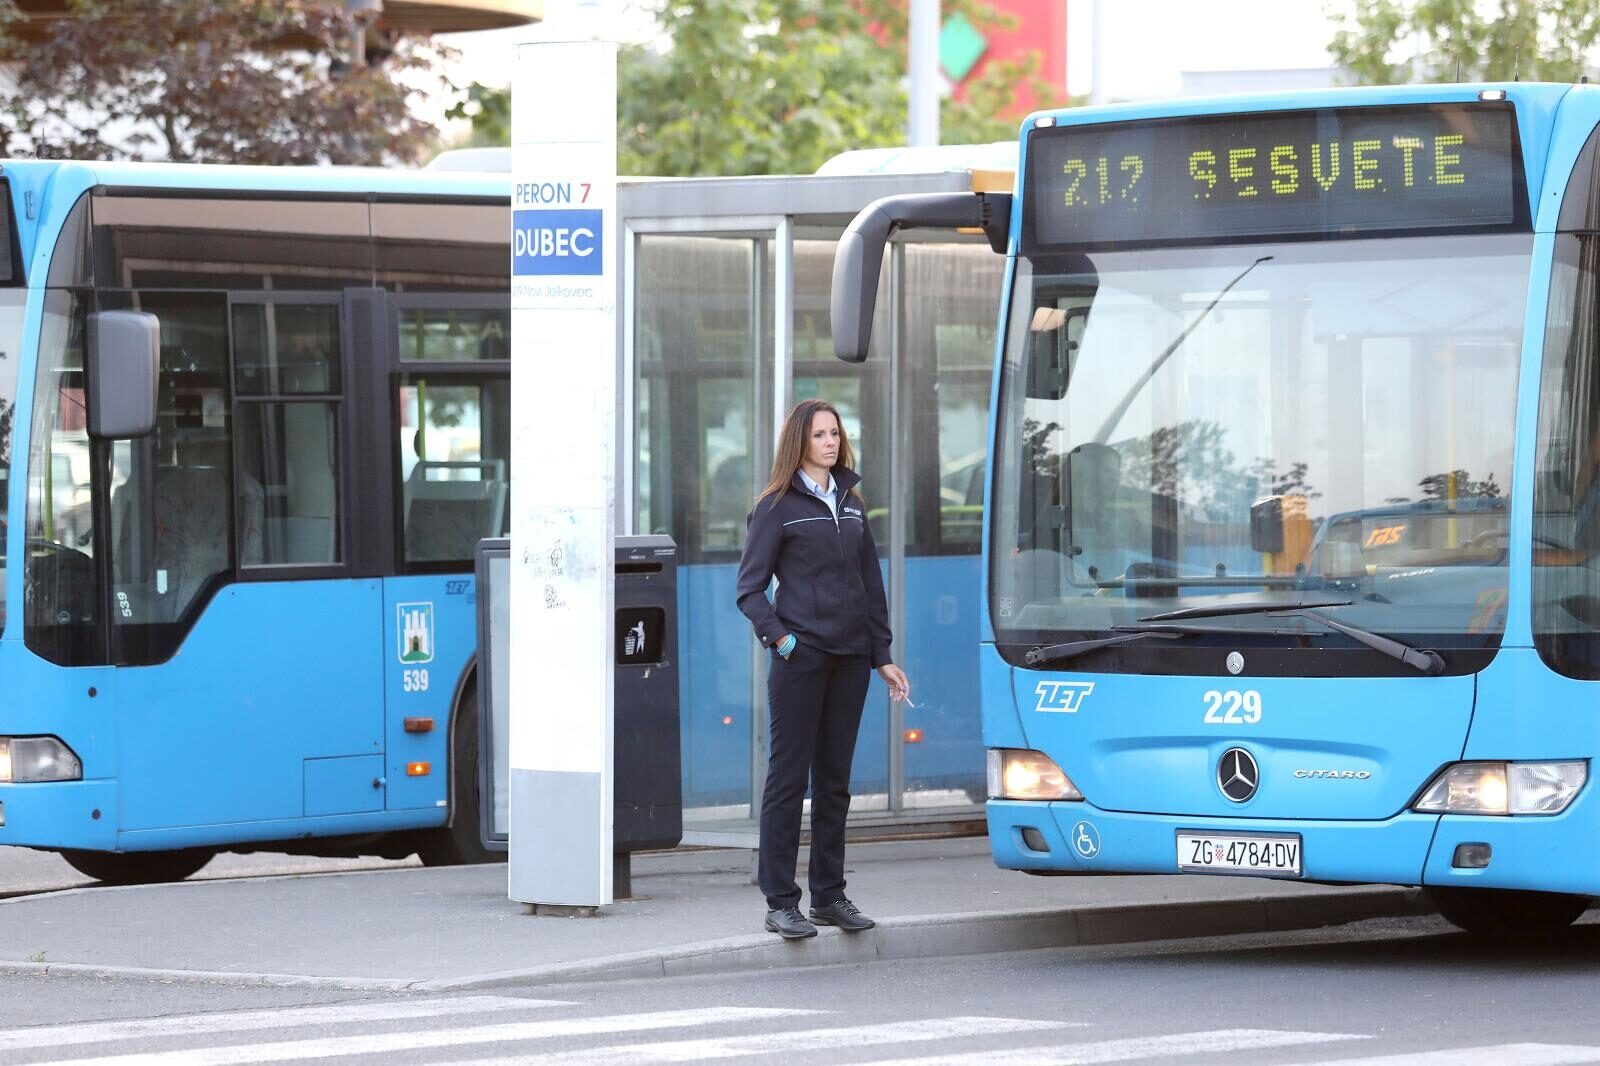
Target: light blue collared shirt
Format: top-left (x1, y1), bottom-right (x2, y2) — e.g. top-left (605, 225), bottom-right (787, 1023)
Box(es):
top-left (797, 468), bottom-right (839, 521)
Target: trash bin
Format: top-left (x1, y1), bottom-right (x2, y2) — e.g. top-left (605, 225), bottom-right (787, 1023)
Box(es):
top-left (613, 534), bottom-right (683, 895)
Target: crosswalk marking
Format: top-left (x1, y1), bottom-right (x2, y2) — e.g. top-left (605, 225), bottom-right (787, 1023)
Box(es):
top-left (0, 995), bottom-right (568, 1054)
top-left (1296, 1043), bottom-right (1600, 1066)
top-left (431, 1014), bottom-right (1084, 1065)
top-left (38, 1007), bottom-right (819, 1066)
top-left (862, 1027), bottom-right (1368, 1066)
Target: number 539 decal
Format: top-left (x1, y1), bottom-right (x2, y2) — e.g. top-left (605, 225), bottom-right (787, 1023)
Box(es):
top-left (1203, 689), bottom-right (1262, 724)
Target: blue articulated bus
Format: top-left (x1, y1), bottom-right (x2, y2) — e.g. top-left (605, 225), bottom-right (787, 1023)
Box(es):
top-left (834, 83), bottom-right (1600, 933)
top-left (0, 160), bottom-right (512, 881)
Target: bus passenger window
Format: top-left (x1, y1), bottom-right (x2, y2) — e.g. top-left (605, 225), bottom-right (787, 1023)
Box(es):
top-left (232, 303), bottom-right (342, 566)
top-left (397, 378), bottom-right (510, 565)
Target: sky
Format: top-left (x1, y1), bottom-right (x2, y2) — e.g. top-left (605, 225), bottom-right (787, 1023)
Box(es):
top-left (430, 0), bottom-right (1353, 135)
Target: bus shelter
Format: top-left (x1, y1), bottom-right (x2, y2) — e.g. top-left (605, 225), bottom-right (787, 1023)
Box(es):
top-left (616, 165), bottom-right (1009, 833)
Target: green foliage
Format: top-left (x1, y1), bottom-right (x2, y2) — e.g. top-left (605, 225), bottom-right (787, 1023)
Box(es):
top-left (0, 0), bottom-right (454, 165)
top-left (1330, 0), bottom-right (1600, 85)
top-left (447, 82), bottom-right (513, 148)
top-left (455, 0), bottom-right (1069, 176)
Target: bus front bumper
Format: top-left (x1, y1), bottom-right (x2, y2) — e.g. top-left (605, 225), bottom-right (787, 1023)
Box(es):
top-left (988, 799), bottom-right (1440, 887)
top-left (0, 780), bottom-right (118, 851)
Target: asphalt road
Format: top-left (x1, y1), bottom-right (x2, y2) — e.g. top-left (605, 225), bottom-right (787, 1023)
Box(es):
top-left (0, 844), bottom-right (421, 897)
top-left (6, 913), bottom-right (1600, 1064)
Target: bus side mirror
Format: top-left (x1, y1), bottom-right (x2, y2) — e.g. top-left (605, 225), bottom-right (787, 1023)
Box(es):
top-left (832, 191), bottom-right (1010, 363)
top-left (86, 311), bottom-right (159, 439)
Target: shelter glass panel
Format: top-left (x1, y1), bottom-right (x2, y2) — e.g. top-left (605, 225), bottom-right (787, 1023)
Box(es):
top-left (899, 242), bottom-right (1005, 808)
top-left (635, 232), bottom-right (771, 813)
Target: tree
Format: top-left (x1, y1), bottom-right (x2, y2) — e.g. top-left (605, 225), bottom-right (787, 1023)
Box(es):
top-left (449, 0), bottom-right (1070, 176)
top-left (1329, 0), bottom-right (1600, 85)
top-left (0, 0), bottom-right (454, 166)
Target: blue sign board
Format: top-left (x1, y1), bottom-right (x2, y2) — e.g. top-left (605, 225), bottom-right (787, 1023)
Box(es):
top-left (512, 209), bottom-right (604, 276)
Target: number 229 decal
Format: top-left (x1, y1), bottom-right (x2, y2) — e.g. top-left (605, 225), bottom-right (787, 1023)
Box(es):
top-left (1203, 689), bottom-right (1262, 725)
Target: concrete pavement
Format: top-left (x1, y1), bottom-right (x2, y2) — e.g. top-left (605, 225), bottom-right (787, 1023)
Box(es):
top-left (0, 837), bottom-right (1430, 991)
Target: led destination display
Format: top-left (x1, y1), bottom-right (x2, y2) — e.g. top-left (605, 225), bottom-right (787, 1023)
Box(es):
top-left (1026, 103), bottom-right (1525, 248)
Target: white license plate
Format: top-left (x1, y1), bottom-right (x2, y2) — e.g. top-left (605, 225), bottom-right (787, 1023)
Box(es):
top-left (1177, 832), bottom-right (1302, 877)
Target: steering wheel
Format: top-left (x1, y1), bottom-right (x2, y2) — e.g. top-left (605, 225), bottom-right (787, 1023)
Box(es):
top-left (23, 538), bottom-right (97, 626)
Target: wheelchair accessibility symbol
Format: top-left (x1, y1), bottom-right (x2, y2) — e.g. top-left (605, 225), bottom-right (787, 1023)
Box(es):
top-left (1072, 820), bottom-right (1101, 859)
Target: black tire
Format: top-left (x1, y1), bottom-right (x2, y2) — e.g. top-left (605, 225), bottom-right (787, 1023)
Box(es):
top-left (417, 679), bottom-right (505, 867)
top-left (1428, 886), bottom-right (1591, 936)
top-left (59, 847), bottom-right (215, 886)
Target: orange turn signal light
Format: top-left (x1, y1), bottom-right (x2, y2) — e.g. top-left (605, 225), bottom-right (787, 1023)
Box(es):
top-left (406, 761), bottom-right (431, 777)
top-left (722, 716), bottom-right (734, 726)
top-left (903, 729), bottom-right (924, 744)
top-left (403, 717), bottom-right (434, 733)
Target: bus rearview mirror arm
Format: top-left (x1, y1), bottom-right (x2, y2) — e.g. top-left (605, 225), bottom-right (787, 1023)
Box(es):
top-left (831, 191), bottom-right (1012, 363)
top-left (86, 310), bottom-right (160, 439)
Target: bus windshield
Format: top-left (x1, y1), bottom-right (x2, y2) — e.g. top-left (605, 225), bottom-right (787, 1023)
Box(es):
top-left (0, 290), bottom-right (21, 632)
top-left (990, 233), bottom-right (1530, 657)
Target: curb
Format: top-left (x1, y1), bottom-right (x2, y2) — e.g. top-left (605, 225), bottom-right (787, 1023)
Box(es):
top-left (0, 886), bottom-right (1432, 993)
top-left (415, 885), bottom-right (1433, 991)
top-left (0, 959), bottom-right (416, 992)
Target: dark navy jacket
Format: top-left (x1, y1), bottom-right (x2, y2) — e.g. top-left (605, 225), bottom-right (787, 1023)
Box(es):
top-left (734, 466), bottom-right (893, 667)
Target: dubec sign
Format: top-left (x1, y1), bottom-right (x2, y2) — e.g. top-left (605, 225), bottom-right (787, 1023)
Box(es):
top-left (511, 162), bottom-right (612, 309)
top-left (512, 177), bottom-right (604, 277)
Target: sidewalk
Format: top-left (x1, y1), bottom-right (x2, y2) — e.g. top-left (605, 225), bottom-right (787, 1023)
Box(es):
top-left (0, 838), bottom-right (1428, 991)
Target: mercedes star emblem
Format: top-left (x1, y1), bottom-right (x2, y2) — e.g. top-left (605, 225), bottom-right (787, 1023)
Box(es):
top-left (1217, 747), bottom-right (1259, 803)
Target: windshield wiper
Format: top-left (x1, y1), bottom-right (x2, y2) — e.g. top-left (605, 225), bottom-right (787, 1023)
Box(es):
top-left (1138, 600), bottom-right (1445, 675)
top-left (1139, 598), bottom-right (1354, 621)
top-left (1025, 629), bottom-right (1186, 666)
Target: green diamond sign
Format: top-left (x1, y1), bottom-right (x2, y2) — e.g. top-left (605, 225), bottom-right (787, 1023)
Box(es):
top-left (939, 11), bottom-right (988, 83)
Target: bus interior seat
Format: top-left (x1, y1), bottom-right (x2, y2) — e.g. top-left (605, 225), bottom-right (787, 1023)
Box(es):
top-left (403, 458), bottom-right (507, 561)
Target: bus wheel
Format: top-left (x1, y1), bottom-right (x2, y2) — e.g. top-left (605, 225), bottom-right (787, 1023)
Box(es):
top-left (1427, 886), bottom-right (1591, 936)
top-left (59, 848), bottom-right (215, 886)
top-left (417, 679), bottom-right (505, 867)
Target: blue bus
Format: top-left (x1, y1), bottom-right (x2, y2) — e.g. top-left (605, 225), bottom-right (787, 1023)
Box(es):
top-left (834, 83), bottom-right (1600, 933)
top-left (0, 158), bottom-right (1002, 883)
top-left (0, 160), bottom-right (512, 881)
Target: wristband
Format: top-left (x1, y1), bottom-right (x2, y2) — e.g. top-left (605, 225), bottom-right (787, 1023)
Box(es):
top-left (777, 635), bottom-right (796, 658)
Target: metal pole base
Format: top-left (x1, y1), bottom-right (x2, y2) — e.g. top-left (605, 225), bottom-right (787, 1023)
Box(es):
top-left (523, 903), bottom-right (601, 918)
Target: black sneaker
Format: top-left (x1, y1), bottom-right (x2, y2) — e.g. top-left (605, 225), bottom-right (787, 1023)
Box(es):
top-left (764, 906), bottom-right (818, 939)
top-left (809, 898), bottom-right (875, 932)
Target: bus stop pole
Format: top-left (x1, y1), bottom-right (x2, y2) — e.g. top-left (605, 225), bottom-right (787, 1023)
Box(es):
top-left (507, 39), bottom-right (619, 913)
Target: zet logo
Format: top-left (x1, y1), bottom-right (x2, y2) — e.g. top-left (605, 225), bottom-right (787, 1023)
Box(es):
top-left (398, 602), bottom-right (435, 665)
top-left (1034, 680), bottom-right (1095, 713)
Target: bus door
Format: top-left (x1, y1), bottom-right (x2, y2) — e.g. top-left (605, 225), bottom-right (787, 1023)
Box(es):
top-left (107, 290), bottom-right (385, 835)
top-left (383, 293), bottom-right (511, 813)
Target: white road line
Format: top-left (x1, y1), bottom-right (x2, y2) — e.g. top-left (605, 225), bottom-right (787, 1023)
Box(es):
top-left (1295, 1043), bottom-right (1600, 1066)
top-left (859, 1027), bottom-right (1368, 1065)
top-left (429, 1016), bottom-right (1084, 1065)
top-left (0, 996), bottom-right (569, 1054)
top-left (36, 1007), bottom-right (819, 1066)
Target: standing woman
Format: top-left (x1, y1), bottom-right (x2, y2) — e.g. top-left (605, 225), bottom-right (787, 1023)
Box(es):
top-left (736, 399), bottom-right (911, 939)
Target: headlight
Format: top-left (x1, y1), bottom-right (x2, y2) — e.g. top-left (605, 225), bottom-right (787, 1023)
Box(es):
top-left (1413, 761), bottom-right (1585, 815)
top-left (987, 748), bottom-right (1083, 801)
top-left (0, 737), bottom-right (83, 783)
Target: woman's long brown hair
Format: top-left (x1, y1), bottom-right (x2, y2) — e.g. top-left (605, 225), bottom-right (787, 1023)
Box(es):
top-left (756, 399), bottom-right (856, 504)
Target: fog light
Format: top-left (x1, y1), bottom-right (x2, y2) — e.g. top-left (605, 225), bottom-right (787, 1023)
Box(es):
top-left (1414, 761), bottom-right (1586, 815)
top-left (987, 749), bottom-right (1083, 801)
top-left (0, 737), bottom-right (83, 783)
top-left (1452, 843), bottom-right (1491, 869)
top-left (1021, 827), bottom-right (1049, 852)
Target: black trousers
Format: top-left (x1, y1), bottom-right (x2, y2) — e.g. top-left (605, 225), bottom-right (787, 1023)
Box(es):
top-left (758, 642), bottom-right (872, 910)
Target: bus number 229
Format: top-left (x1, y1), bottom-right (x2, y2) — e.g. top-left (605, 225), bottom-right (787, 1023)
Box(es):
top-left (1203, 689), bottom-right (1262, 725)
